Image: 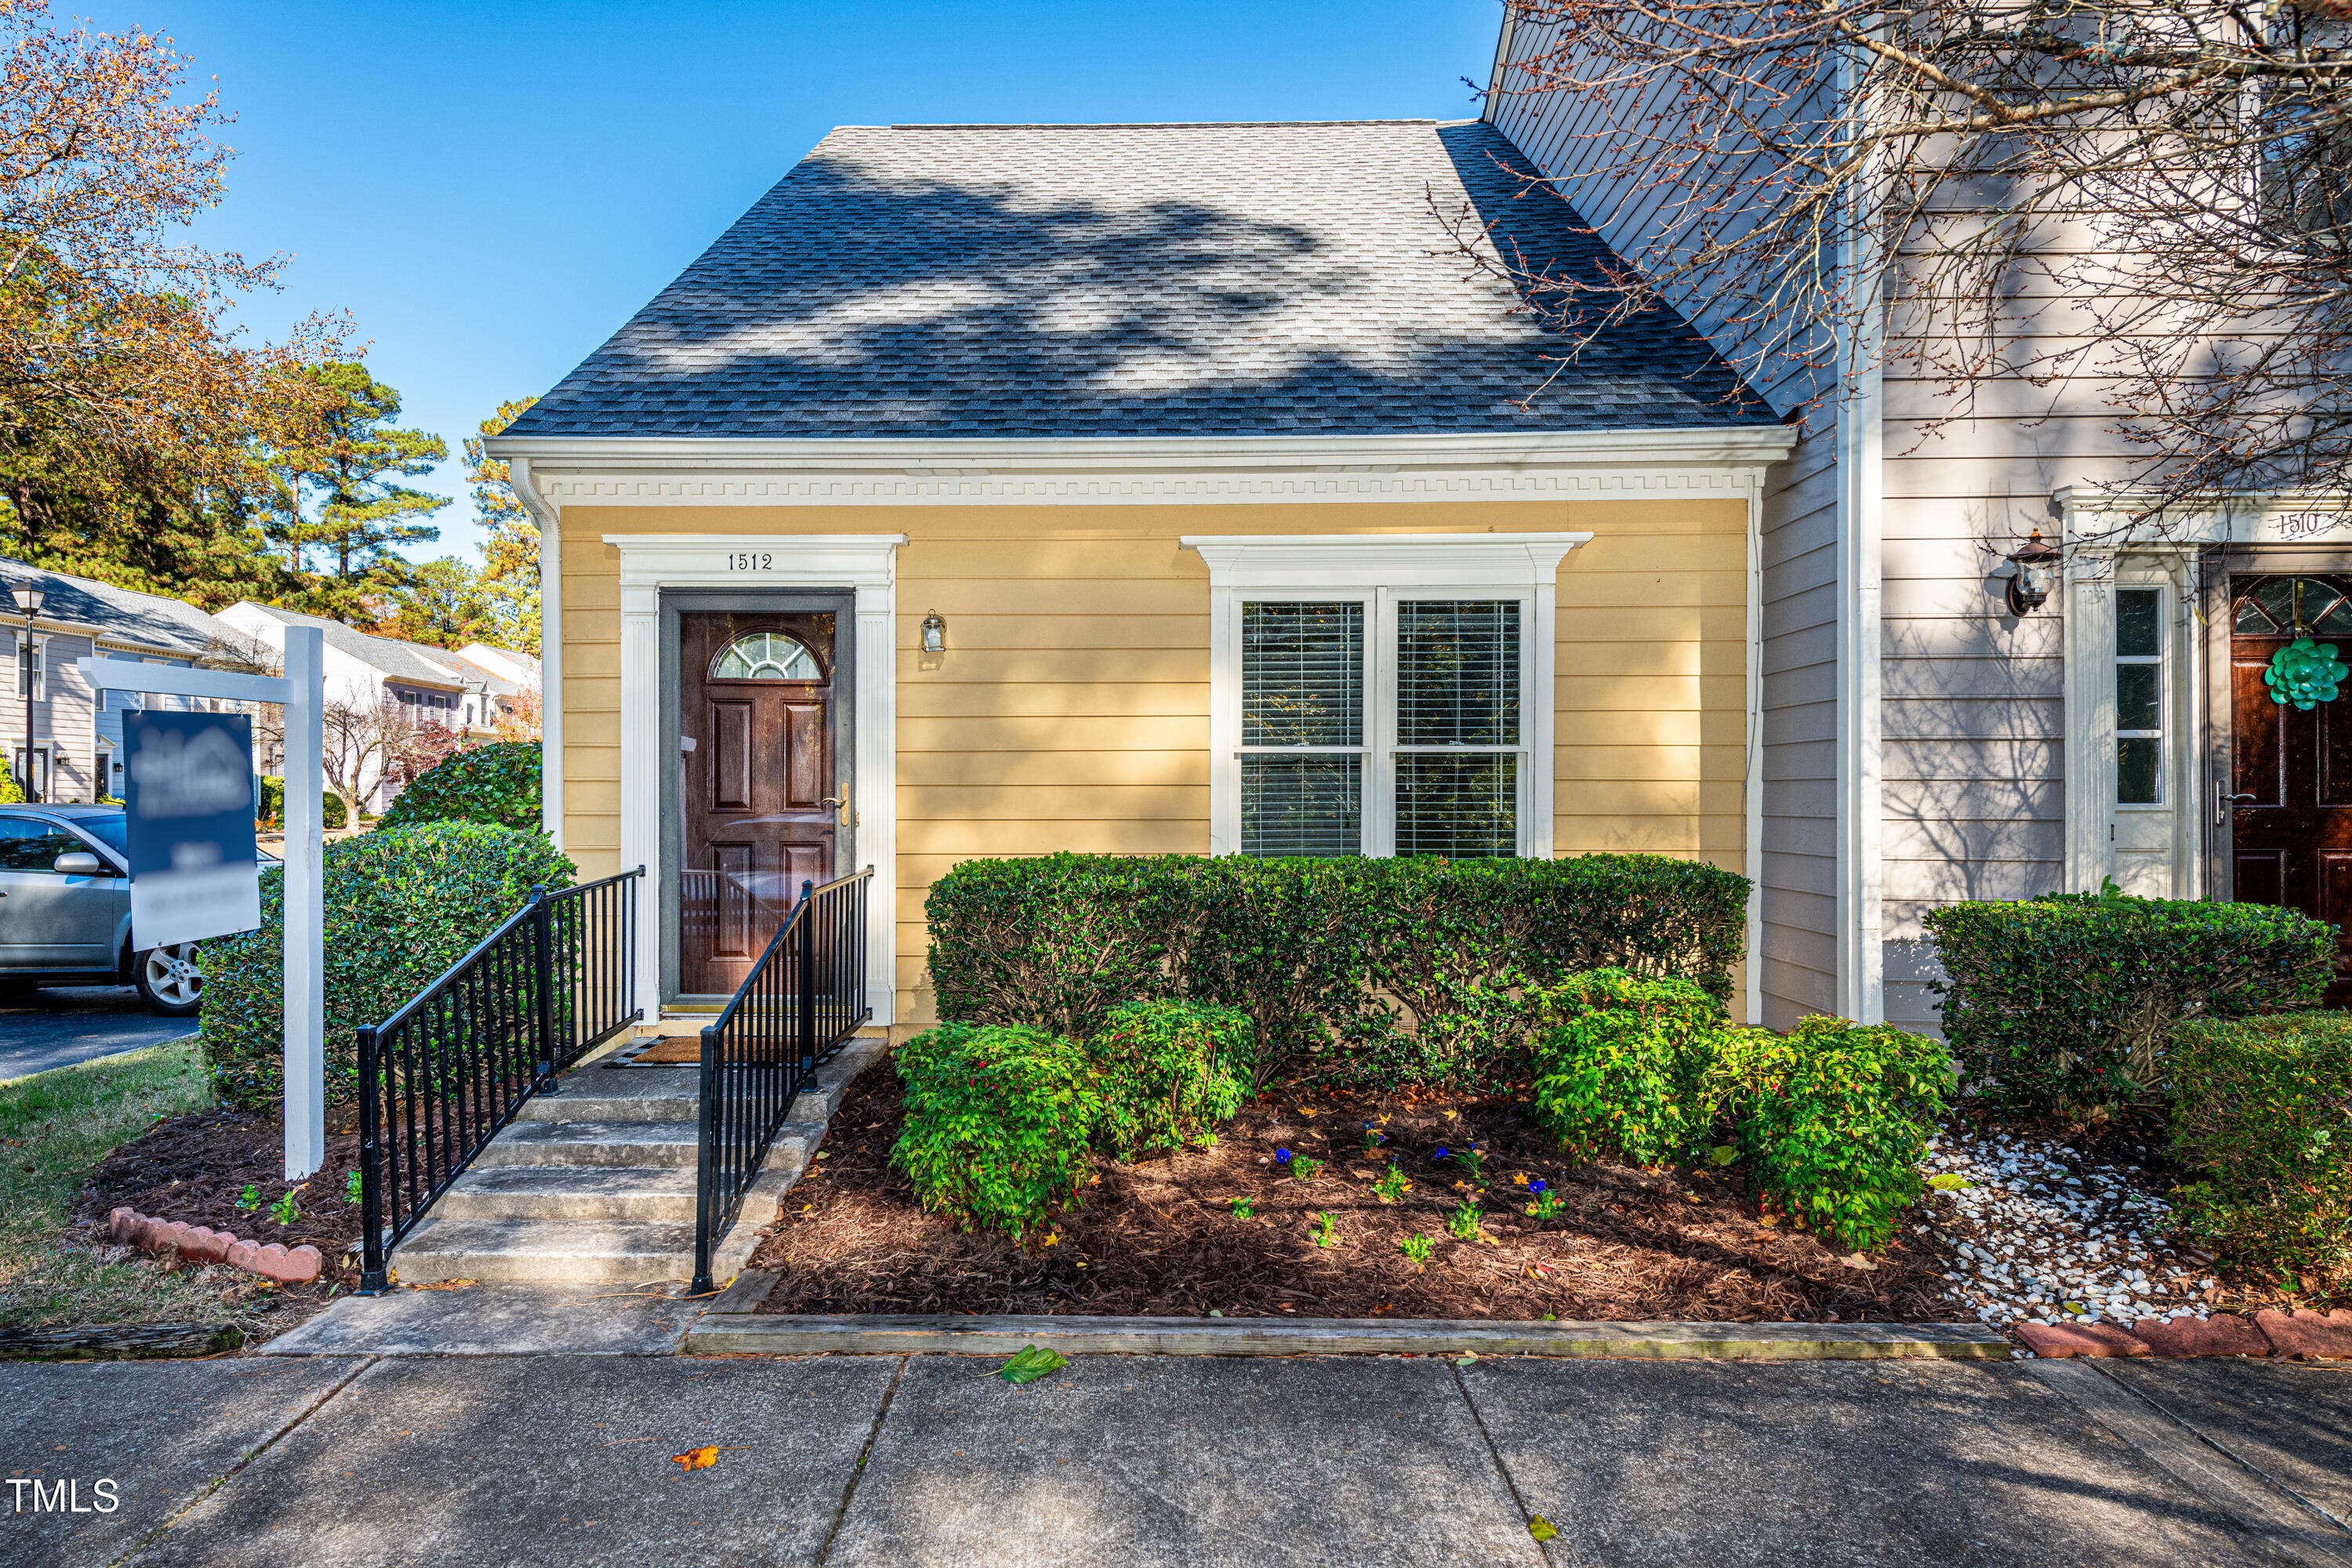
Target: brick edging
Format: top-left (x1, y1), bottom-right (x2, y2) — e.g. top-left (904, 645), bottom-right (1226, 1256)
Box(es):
top-left (2016, 1309), bottom-right (2352, 1360)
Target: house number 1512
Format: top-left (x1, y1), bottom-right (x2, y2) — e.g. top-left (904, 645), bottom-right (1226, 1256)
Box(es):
top-left (726, 552), bottom-right (773, 572)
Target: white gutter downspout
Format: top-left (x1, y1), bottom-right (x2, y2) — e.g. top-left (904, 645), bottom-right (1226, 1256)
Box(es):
top-left (1835, 47), bottom-right (1887, 1025)
top-left (508, 456), bottom-right (562, 853)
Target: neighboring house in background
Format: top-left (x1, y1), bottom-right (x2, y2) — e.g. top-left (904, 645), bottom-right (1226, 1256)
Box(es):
top-left (214, 604), bottom-right (532, 811)
top-left (488, 118), bottom-right (1794, 1029)
top-left (1483, 11), bottom-right (2350, 1031)
top-left (0, 559), bottom-right (234, 804)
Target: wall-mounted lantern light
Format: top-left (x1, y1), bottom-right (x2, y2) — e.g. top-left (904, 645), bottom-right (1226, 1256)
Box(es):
top-left (920, 609), bottom-right (946, 655)
top-left (2004, 529), bottom-right (2060, 615)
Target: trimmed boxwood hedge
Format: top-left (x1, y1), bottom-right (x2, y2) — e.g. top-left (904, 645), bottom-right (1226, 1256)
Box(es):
top-left (925, 852), bottom-right (1748, 1089)
top-left (198, 822), bottom-right (574, 1109)
top-left (1925, 891), bottom-right (2334, 1117)
top-left (379, 741), bottom-right (541, 833)
top-left (2168, 1012), bottom-right (2352, 1289)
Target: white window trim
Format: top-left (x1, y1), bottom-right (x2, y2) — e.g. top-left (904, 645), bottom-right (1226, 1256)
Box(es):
top-left (604, 532), bottom-right (905, 1025)
top-left (2061, 547), bottom-right (2201, 895)
top-left (1183, 532), bottom-right (1592, 858)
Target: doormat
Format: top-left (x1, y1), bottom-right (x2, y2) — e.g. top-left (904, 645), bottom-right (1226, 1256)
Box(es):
top-left (602, 1029), bottom-right (889, 1068)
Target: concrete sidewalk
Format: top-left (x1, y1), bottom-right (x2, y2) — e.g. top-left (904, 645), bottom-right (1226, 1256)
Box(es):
top-left (4, 1351), bottom-right (2347, 1567)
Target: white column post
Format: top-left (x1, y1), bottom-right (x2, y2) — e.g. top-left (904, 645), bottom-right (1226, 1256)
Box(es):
top-left (282, 627), bottom-right (325, 1179)
top-left (618, 586), bottom-right (661, 1014)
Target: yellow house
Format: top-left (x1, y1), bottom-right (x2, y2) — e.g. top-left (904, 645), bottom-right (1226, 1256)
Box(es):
top-left (486, 118), bottom-right (1794, 1032)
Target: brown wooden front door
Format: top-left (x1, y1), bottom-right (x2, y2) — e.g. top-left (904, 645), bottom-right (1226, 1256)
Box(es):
top-left (2230, 574), bottom-right (2352, 1000)
top-left (681, 612), bottom-right (839, 996)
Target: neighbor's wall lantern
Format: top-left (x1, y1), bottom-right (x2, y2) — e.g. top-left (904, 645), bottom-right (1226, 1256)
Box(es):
top-left (920, 609), bottom-right (946, 654)
top-left (2004, 529), bottom-right (2060, 615)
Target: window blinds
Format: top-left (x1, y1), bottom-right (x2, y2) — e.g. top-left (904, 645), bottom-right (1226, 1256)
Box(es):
top-left (1242, 601), bottom-right (1363, 746)
top-left (1396, 601), bottom-right (1519, 857)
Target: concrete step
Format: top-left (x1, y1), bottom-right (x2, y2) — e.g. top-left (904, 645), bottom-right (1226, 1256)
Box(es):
top-left (392, 1218), bottom-right (696, 1285)
top-left (514, 1069), bottom-right (700, 1123)
top-left (473, 1120), bottom-right (699, 1170)
top-left (436, 1166), bottom-right (699, 1223)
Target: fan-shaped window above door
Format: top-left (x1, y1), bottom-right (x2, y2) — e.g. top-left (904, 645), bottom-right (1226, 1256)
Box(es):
top-left (2232, 576), bottom-right (2352, 637)
top-left (710, 632), bottom-right (822, 681)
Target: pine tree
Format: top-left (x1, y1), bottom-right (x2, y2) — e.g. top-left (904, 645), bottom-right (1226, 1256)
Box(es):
top-left (466, 396), bottom-right (539, 653)
top-left (273, 362), bottom-right (445, 621)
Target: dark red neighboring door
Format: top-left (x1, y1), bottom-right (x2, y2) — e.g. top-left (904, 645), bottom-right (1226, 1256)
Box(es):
top-left (680, 612), bottom-right (838, 996)
top-left (2230, 574), bottom-right (2352, 1003)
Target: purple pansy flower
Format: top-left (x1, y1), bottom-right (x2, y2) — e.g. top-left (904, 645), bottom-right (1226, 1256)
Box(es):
top-left (1276, 1149), bottom-right (1292, 1165)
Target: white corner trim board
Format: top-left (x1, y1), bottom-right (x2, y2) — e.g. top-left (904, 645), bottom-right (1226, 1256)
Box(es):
top-left (604, 533), bottom-right (905, 1025)
top-left (1183, 532), bottom-right (1589, 860)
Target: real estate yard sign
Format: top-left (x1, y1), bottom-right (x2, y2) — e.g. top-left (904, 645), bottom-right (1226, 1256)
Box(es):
top-left (122, 710), bottom-right (261, 948)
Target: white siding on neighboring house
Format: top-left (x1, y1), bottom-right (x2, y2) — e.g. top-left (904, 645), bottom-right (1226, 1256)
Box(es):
top-left (1486, 14), bottom-right (2196, 1033)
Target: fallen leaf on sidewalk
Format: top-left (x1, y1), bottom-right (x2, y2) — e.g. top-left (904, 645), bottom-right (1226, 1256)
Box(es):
top-left (996, 1345), bottom-right (1068, 1385)
top-left (1529, 1516), bottom-right (1558, 1542)
top-left (673, 1447), bottom-right (719, 1471)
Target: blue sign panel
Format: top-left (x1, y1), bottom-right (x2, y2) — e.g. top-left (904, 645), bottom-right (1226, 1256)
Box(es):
top-left (123, 710), bottom-right (260, 949)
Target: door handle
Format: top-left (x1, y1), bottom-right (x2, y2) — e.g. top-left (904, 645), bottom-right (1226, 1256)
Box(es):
top-left (2217, 785), bottom-right (2259, 825)
top-left (820, 796), bottom-right (853, 828)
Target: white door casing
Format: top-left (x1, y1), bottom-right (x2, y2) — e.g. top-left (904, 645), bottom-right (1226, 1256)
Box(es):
top-left (605, 533), bottom-right (904, 1025)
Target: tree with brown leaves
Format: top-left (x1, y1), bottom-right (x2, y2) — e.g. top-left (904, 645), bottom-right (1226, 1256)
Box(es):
top-left (0, 0), bottom-right (345, 597)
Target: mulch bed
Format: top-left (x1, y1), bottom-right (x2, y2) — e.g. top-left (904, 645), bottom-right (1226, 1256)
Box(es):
top-left (78, 1105), bottom-right (365, 1275)
top-left (749, 1070), bottom-right (1970, 1323)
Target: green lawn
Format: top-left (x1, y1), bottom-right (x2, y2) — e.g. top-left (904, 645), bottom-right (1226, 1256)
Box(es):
top-left (0, 1038), bottom-right (264, 1330)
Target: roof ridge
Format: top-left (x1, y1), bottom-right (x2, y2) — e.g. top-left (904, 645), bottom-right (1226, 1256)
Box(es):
top-left (880, 118), bottom-right (1440, 131)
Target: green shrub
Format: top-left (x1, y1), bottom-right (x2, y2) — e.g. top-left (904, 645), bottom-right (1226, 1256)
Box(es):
top-left (1528, 969), bottom-right (1725, 1167)
top-left (251, 777), bottom-right (341, 829)
top-left (1718, 1017), bottom-right (1955, 1250)
top-left (2168, 1013), bottom-right (2352, 1289)
top-left (1925, 891), bottom-right (2332, 1118)
top-left (890, 1022), bottom-right (1104, 1240)
top-left (1087, 998), bottom-right (1251, 1160)
top-left (198, 822), bottom-right (575, 1108)
top-left (379, 741), bottom-right (541, 832)
top-left (925, 852), bottom-right (1748, 1090)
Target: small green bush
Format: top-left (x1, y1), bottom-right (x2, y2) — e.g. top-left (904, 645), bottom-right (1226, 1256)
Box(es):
top-left (1528, 969), bottom-right (1725, 1167)
top-left (198, 822), bottom-right (574, 1108)
top-left (252, 777), bottom-right (341, 829)
top-left (925, 851), bottom-right (1748, 1089)
top-left (1087, 998), bottom-right (1250, 1160)
top-left (379, 741), bottom-right (541, 832)
top-left (2168, 1013), bottom-right (2352, 1289)
top-left (890, 1022), bottom-right (1105, 1240)
top-left (1718, 1017), bottom-right (1955, 1250)
top-left (1926, 891), bottom-right (2332, 1117)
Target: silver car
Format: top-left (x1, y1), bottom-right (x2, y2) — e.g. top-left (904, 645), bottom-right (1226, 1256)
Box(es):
top-left (0, 804), bottom-right (205, 1015)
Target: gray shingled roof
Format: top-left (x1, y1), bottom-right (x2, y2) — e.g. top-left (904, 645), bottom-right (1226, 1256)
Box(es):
top-left (0, 558), bottom-right (228, 654)
top-left (505, 119), bottom-right (1773, 440)
top-left (234, 604), bottom-right (471, 690)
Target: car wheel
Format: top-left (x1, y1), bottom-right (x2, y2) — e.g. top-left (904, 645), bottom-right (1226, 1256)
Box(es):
top-left (133, 942), bottom-right (202, 1017)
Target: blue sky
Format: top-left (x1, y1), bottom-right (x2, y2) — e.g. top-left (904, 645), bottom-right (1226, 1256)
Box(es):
top-left (71, 1), bottom-right (1505, 564)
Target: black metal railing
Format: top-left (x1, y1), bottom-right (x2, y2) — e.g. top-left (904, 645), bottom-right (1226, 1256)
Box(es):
top-left (692, 865), bottom-right (873, 1294)
top-left (356, 866), bottom-right (644, 1292)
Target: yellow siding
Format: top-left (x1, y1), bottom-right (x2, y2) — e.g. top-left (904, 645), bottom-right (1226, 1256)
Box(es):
top-left (557, 499), bottom-right (1750, 1022)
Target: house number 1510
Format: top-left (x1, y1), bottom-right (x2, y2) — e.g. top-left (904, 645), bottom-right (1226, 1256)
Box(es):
top-left (726, 552), bottom-right (773, 572)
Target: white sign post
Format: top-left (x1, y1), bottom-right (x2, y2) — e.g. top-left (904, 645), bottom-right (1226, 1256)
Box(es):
top-left (80, 626), bottom-right (327, 1178)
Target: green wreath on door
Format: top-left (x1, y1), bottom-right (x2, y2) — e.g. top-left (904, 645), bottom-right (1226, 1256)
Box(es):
top-left (2265, 637), bottom-right (2350, 710)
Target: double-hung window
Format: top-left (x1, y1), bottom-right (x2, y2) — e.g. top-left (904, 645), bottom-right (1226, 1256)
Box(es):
top-left (1196, 532), bottom-right (1586, 860)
